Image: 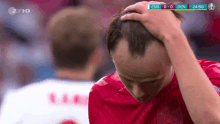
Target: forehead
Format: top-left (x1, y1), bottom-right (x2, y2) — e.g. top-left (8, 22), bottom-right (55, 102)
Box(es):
top-left (111, 38), bottom-right (170, 78)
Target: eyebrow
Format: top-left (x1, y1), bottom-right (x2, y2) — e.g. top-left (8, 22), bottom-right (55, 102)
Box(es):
top-left (118, 74), bottom-right (133, 81)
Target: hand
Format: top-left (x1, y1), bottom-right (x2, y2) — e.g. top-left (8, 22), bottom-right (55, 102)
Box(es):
top-left (121, 1), bottom-right (182, 42)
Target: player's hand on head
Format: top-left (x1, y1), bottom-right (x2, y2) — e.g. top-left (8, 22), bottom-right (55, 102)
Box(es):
top-left (121, 1), bottom-right (182, 42)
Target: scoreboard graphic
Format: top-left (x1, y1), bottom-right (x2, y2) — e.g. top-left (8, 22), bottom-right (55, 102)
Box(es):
top-left (148, 3), bottom-right (215, 11)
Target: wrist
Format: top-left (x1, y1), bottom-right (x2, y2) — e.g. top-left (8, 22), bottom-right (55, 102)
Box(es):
top-left (162, 29), bottom-right (185, 44)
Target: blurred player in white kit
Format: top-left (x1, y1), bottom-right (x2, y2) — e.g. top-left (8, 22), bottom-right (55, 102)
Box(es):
top-left (0, 6), bottom-right (101, 124)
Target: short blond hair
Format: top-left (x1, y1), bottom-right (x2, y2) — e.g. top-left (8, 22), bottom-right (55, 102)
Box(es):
top-left (47, 6), bottom-right (100, 69)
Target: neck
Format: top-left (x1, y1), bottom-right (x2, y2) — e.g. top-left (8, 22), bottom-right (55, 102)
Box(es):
top-left (55, 65), bottom-right (95, 81)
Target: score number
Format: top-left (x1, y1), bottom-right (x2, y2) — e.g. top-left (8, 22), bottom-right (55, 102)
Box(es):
top-left (164, 5), bottom-right (174, 9)
top-left (162, 4), bottom-right (176, 9)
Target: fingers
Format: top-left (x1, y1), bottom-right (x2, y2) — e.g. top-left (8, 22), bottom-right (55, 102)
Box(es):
top-left (120, 13), bottom-right (143, 21)
top-left (158, 2), bottom-right (166, 4)
top-left (121, 1), bottom-right (166, 21)
top-left (149, 1), bottom-right (166, 4)
top-left (123, 4), bottom-right (143, 14)
top-left (123, 1), bottom-right (166, 13)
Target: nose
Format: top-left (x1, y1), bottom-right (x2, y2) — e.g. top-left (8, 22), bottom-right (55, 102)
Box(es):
top-left (132, 83), bottom-right (145, 99)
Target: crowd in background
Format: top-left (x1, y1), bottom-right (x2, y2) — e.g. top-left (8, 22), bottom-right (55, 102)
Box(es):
top-left (0, 0), bottom-right (219, 105)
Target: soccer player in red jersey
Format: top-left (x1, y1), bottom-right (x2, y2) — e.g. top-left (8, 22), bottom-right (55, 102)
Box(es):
top-left (89, 1), bottom-right (220, 124)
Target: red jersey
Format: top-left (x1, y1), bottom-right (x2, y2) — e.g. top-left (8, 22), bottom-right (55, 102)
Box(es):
top-left (89, 59), bottom-right (220, 124)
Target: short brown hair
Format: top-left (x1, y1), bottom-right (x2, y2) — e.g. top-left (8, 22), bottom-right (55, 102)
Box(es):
top-left (47, 6), bottom-right (100, 69)
top-left (107, 1), bottom-right (184, 57)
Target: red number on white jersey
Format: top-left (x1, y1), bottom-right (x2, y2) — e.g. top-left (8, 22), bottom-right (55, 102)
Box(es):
top-left (59, 119), bottom-right (78, 124)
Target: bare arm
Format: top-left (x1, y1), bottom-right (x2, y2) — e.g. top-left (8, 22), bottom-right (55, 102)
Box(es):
top-left (164, 30), bottom-right (220, 124)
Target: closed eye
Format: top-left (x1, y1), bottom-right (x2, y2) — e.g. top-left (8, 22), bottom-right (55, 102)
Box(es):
top-left (142, 81), bottom-right (156, 84)
top-left (141, 80), bottom-right (159, 84)
top-left (119, 74), bottom-right (160, 84)
top-left (122, 77), bottom-right (133, 82)
top-left (119, 75), bottom-right (133, 82)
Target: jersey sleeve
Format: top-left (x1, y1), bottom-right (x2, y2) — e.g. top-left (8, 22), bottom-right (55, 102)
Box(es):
top-left (88, 82), bottom-right (104, 124)
top-left (0, 90), bottom-right (23, 124)
top-left (88, 73), bottom-right (124, 124)
top-left (200, 60), bottom-right (220, 95)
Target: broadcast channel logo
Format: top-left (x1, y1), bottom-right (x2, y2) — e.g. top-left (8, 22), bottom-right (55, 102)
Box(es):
top-left (208, 3), bottom-right (215, 10)
top-left (8, 7), bottom-right (30, 15)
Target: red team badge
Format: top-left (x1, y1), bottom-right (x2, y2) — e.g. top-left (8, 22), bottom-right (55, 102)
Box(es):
top-left (157, 107), bottom-right (183, 124)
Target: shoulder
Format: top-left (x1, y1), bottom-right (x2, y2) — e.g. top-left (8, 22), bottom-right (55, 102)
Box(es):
top-left (198, 59), bottom-right (220, 86)
top-left (5, 79), bottom-right (50, 101)
top-left (90, 72), bottom-right (124, 99)
top-left (17, 80), bottom-right (48, 95)
top-left (198, 59), bottom-right (220, 75)
top-left (89, 72), bottom-right (124, 124)
top-left (0, 89), bottom-right (20, 123)
top-left (0, 80), bottom-right (48, 123)
top-left (198, 59), bottom-right (220, 70)
top-left (0, 82), bottom-right (41, 122)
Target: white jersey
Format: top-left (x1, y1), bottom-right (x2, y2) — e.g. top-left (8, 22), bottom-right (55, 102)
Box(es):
top-left (0, 78), bottom-right (94, 124)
